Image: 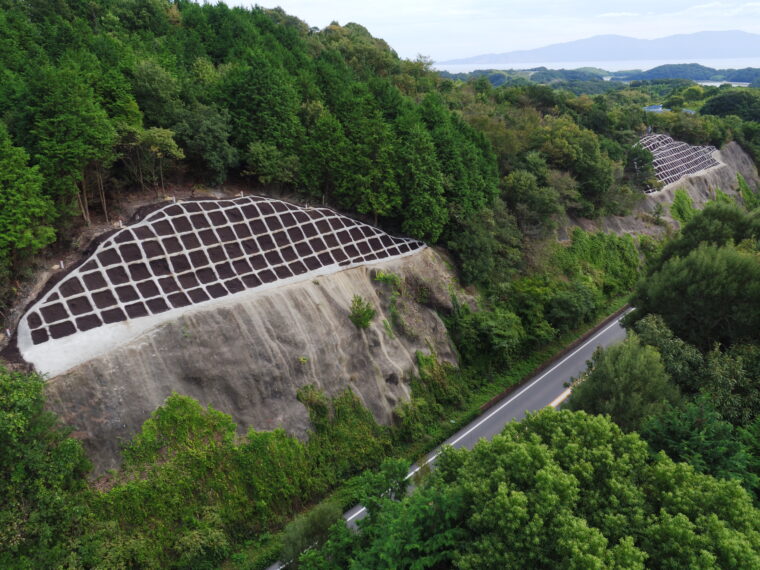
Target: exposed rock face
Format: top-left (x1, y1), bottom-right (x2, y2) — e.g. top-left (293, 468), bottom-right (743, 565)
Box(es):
top-left (566, 141), bottom-right (760, 237)
top-left (44, 248), bottom-right (460, 475)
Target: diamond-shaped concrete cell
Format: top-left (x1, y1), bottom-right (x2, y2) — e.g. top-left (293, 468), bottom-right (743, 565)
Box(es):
top-left (18, 196), bottom-right (425, 376)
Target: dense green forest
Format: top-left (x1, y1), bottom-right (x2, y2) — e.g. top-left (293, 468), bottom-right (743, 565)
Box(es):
top-left (3, 1), bottom-right (760, 568)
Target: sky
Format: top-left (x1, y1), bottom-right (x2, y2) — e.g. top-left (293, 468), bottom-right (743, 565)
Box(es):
top-left (227, 1), bottom-right (760, 62)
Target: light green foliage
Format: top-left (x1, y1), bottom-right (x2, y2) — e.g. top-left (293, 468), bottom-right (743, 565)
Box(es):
top-left (670, 188), bottom-right (696, 224)
top-left (567, 335), bottom-right (681, 432)
top-left (738, 173), bottom-right (760, 210)
top-left (306, 409), bottom-right (760, 569)
top-left (348, 294), bottom-right (376, 329)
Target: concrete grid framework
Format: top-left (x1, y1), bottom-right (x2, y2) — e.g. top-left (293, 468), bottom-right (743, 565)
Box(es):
top-left (639, 134), bottom-right (720, 191)
top-left (22, 196), bottom-right (425, 346)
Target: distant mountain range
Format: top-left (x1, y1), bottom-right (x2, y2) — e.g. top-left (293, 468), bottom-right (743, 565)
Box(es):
top-left (442, 31), bottom-right (760, 65)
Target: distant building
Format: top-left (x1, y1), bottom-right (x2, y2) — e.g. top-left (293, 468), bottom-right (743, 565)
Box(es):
top-left (643, 104), bottom-right (670, 113)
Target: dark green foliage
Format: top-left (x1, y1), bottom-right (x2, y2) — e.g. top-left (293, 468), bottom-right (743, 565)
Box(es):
top-left (348, 294), bottom-right (376, 329)
top-left (567, 335), bottom-right (681, 432)
top-left (305, 409), bottom-right (760, 569)
top-left (701, 89), bottom-right (760, 122)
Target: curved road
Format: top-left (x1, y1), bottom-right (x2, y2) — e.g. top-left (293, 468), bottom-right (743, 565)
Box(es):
top-left (268, 311), bottom-right (629, 568)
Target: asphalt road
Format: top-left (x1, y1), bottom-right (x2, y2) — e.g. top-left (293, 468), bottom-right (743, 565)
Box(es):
top-left (344, 311), bottom-right (629, 525)
top-left (268, 311), bottom-right (629, 568)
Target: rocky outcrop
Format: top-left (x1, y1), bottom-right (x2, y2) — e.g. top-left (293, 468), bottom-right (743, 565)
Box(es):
top-left (566, 141), bottom-right (760, 237)
top-left (44, 248), bottom-right (462, 475)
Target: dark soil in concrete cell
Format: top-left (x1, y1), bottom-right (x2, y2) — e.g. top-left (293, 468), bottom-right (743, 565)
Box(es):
top-left (310, 237), bottom-right (326, 251)
top-left (141, 239), bottom-right (164, 258)
top-left (178, 273), bottom-right (200, 289)
top-left (196, 268), bottom-right (216, 284)
top-left (332, 249), bottom-right (348, 263)
top-left (293, 211), bottom-right (309, 224)
top-left (257, 235), bottom-right (275, 250)
top-left (272, 201), bottom-right (288, 213)
top-left (113, 229), bottom-right (134, 244)
top-left (386, 246), bottom-right (400, 257)
top-left (225, 208), bottom-right (244, 223)
top-left (118, 243), bottom-right (141, 263)
top-left (80, 260), bottom-right (98, 272)
top-left (369, 237), bottom-right (382, 250)
top-left (273, 231), bottom-right (289, 247)
top-left (59, 277), bottom-right (85, 297)
top-left (241, 239), bottom-right (258, 254)
top-left (48, 292), bottom-right (60, 300)
top-left (216, 262), bottom-right (234, 280)
top-left (216, 226), bottom-right (235, 242)
top-left (241, 205), bottom-right (259, 218)
top-left (242, 274), bottom-right (262, 288)
top-left (67, 296), bottom-right (93, 316)
top-left (380, 235), bottom-right (394, 247)
top-left (116, 285), bottom-right (139, 303)
top-left (208, 211), bottom-right (227, 225)
top-left (302, 223), bottom-right (317, 238)
top-left (233, 223), bottom-right (252, 239)
top-left (287, 227), bottom-right (304, 241)
top-left (27, 311), bottom-right (42, 329)
top-left (316, 220), bottom-right (331, 233)
top-left (400, 243), bottom-right (412, 253)
top-left (357, 241), bottom-right (371, 255)
top-left (102, 307), bottom-right (127, 324)
top-left (296, 241), bottom-right (314, 257)
top-left (154, 220), bottom-right (174, 236)
top-left (49, 321), bottom-right (76, 339)
top-left (250, 255), bottom-right (267, 270)
top-left (258, 202), bottom-right (274, 216)
top-left (158, 277), bottom-right (180, 294)
top-left (223, 242), bottom-right (244, 259)
top-left (363, 252), bottom-right (379, 262)
top-left (125, 302), bottom-right (149, 319)
top-left (127, 263), bottom-right (150, 282)
top-left (336, 230), bottom-right (351, 244)
top-left (31, 329), bottom-right (48, 345)
top-left (133, 226), bottom-right (156, 240)
top-left (362, 227), bottom-right (375, 238)
top-left (265, 216), bottom-right (283, 232)
top-left (171, 216), bottom-right (192, 233)
top-left (349, 227), bottom-right (363, 240)
top-left (206, 283), bottom-right (228, 299)
top-left (164, 205), bottom-right (182, 216)
top-left (329, 218), bottom-right (345, 230)
top-left (106, 266), bottom-right (130, 286)
top-left (189, 250), bottom-right (209, 266)
top-left (259, 269), bottom-right (276, 284)
top-left (274, 265), bottom-right (293, 280)
top-left (280, 212), bottom-right (295, 226)
top-left (146, 298), bottom-right (169, 315)
top-left (232, 259), bottom-right (252, 275)
top-left (162, 236), bottom-right (182, 254)
top-left (83, 272), bottom-right (108, 290)
top-left (189, 213), bottom-right (210, 229)
top-left (168, 292), bottom-right (191, 308)
top-left (344, 244), bottom-right (359, 257)
top-left (150, 259), bottom-right (171, 277)
top-left (249, 219), bottom-right (267, 235)
top-left (206, 246), bottom-right (225, 263)
top-left (317, 252), bottom-right (334, 265)
top-left (41, 302), bottom-right (69, 324)
top-left (307, 209), bottom-right (322, 219)
top-left (92, 290), bottom-right (117, 310)
top-left (200, 201), bottom-right (218, 211)
top-left (323, 234), bottom-right (339, 248)
top-left (183, 202), bottom-right (202, 213)
top-left (136, 280), bottom-right (160, 298)
top-left (181, 233), bottom-right (201, 250)
top-left (280, 246), bottom-right (297, 262)
top-left (187, 288), bottom-right (210, 303)
top-left (76, 314), bottom-right (102, 332)
top-left (304, 256), bottom-right (321, 271)
top-left (224, 278), bottom-right (245, 294)
top-left (290, 261), bottom-right (308, 275)
top-left (97, 248), bottom-right (121, 266)
top-left (265, 251), bottom-right (283, 266)
top-left (199, 229), bottom-right (217, 246)
top-left (170, 254), bottom-right (191, 273)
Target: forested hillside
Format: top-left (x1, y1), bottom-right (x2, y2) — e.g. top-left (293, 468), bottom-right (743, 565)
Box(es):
top-left (3, 1), bottom-right (760, 568)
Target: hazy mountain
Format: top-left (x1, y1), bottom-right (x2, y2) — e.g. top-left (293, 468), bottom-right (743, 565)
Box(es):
top-left (442, 31), bottom-right (760, 64)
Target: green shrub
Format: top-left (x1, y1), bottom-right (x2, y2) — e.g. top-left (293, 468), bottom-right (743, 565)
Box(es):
top-left (348, 295), bottom-right (376, 329)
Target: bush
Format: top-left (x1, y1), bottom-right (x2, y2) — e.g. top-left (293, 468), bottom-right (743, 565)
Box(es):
top-left (348, 294), bottom-right (376, 329)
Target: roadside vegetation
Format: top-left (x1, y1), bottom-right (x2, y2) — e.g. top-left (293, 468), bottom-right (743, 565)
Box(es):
top-left (2, 1), bottom-right (760, 568)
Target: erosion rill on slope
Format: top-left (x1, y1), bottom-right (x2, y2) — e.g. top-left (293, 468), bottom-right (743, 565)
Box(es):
top-left (13, 197), bottom-right (461, 474)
